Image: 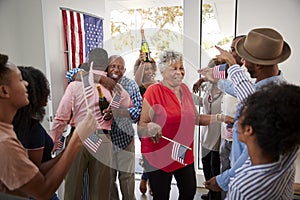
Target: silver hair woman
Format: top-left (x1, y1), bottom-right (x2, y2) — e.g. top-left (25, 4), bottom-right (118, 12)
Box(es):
top-left (138, 50), bottom-right (234, 200)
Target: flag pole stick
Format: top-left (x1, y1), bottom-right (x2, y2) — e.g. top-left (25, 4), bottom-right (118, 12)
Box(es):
top-left (80, 71), bottom-right (90, 112)
top-left (161, 136), bottom-right (192, 150)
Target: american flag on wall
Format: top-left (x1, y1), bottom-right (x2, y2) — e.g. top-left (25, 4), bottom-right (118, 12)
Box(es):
top-left (62, 8), bottom-right (103, 70)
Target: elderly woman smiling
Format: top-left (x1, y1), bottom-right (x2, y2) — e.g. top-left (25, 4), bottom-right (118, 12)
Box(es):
top-left (138, 50), bottom-right (233, 200)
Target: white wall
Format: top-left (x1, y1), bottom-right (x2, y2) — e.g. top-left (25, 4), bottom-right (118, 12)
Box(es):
top-left (237, 0), bottom-right (300, 86)
top-left (0, 0), bottom-right (47, 127)
top-left (0, 0), bottom-right (45, 67)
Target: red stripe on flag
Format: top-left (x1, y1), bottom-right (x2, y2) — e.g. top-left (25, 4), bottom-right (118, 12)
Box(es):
top-left (62, 10), bottom-right (69, 71)
top-left (77, 12), bottom-right (84, 65)
top-left (70, 11), bottom-right (76, 69)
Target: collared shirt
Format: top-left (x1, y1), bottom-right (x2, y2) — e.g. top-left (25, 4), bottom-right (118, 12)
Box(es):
top-left (111, 76), bottom-right (142, 150)
top-left (50, 70), bottom-right (131, 145)
top-left (214, 64), bottom-right (286, 191)
top-left (226, 149), bottom-right (297, 200)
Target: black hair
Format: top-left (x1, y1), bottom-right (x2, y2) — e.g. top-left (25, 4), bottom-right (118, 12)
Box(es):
top-left (13, 66), bottom-right (50, 140)
top-left (0, 53), bottom-right (10, 84)
top-left (133, 58), bottom-right (157, 76)
top-left (241, 83), bottom-right (300, 158)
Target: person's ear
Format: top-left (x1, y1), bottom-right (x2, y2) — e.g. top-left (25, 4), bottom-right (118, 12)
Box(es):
top-left (0, 85), bottom-right (9, 98)
top-left (244, 124), bottom-right (254, 136)
top-left (255, 64), bottom-right (264, 70)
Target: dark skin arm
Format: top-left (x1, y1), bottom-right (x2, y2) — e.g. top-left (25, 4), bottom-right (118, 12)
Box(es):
top-left (204, 176), bottom-right (223, 192)
top-left (192, 78), bottom-right (206, 93)
top-left (14, 112), bottom-right (97, 200)
top-left (75, 71), bottom-right (116, 94)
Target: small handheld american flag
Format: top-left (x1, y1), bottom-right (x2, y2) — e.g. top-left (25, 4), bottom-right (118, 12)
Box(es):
top-left (213, 63), bottom-right (227, 79)
top-left (84, 133), bottom-right (102, 153)
top-left (57, 136), bottom-right (65, 150)
top-left (110, 93), bottom-right (121, 108)
top-left (171, 143), bottom-right (188, 165)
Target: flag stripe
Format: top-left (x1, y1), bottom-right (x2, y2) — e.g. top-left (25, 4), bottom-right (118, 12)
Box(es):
top-left (171, 143), bottom-right (188, 165)
top-left (70, 11), bottom-right (76, 69)
top-left (62, 10), bottom-right (69, 70)
top-left (62, 9), bottom-right (103, 71)
top-left (84, 133), bottom-right (102, 153)
top-left (110, 93), bottom-right (121, 108)
top-left (57, 136), bottom-right (65, 150)
top-left (76, 12), bottom-right (84, 65)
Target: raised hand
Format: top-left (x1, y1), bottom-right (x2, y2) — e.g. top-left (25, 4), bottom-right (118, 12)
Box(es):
top-left (215, 45), bottom-right (237, 66)
top-left (197, 67), bottom-right (218, 83)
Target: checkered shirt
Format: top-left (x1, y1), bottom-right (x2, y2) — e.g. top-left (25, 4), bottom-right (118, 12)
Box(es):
top-left (111, 76), bottom-right (142, 150)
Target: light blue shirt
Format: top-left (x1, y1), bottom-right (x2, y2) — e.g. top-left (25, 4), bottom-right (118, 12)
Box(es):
top-left (216, 65), bottom-right (286, 191)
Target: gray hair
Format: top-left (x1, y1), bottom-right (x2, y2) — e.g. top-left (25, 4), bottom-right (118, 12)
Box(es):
top-left (157, 50), bottom-right (183, 73)
top-left (108, 55), bottom-right (125, 66)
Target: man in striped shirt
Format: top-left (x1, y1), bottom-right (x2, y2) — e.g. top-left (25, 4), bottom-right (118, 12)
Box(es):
top-left (200, 28), bottom-right (292, 195)
top-left (227, 83), bottom-right (300, 199)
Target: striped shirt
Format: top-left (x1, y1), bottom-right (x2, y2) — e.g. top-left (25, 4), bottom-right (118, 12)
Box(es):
top-left (111, 76), bottom-right (142, 150)
top-left (226, 149), bottom-right (298, 200)
top-left (215, 65), bottom-right (286, 191)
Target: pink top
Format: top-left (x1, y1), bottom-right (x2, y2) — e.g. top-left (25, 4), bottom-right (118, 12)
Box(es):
top-left (0, 122), bottom-right (39, 193)
top-left (50, 70), bottom-right (131, 144)
top-left (141, 82), bottom-right (196, 172)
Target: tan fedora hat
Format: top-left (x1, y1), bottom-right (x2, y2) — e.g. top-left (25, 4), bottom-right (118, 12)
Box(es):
top-left (235, 28), bottom-right (291, 65)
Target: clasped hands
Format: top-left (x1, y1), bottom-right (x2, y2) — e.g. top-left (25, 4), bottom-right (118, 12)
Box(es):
top-left (147, 122), bottom-right (162, 144)
top-left (203, 176), bottom-right (223, 192)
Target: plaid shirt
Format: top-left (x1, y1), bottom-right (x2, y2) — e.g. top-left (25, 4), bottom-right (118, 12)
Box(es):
top-left (111, 76), bottom-right (142, 150)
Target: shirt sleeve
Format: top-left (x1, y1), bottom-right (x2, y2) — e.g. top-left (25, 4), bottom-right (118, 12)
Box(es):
top-left (228, 65), bottom-right (255, 104)
top-left (217, 79), bottom-right (236, 97)
top-left (127, 80), bottom-right (142, 123)
top-left (0, 139), bottom-right (39, 191)
top-left (22, 122), bottom-right (46, 149)
top-left (216, 147), bottom-right (249, 191)
top-left (49, 84), bottom-right (73, 143)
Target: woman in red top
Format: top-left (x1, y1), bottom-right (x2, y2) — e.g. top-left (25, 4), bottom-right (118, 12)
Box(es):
top-left (138, 50), bottom-right (233, 199)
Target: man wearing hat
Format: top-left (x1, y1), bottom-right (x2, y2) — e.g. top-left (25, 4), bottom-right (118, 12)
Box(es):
top-left (200, 27), bottom-right (291, 194)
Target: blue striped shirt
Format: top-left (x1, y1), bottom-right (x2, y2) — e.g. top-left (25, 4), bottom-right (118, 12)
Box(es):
top-left (216, 65), bottom-right (286, 191)
top-left (111, 76), bottom-right (142, 150)
top-left (226, 149), bottom-right (298, 200)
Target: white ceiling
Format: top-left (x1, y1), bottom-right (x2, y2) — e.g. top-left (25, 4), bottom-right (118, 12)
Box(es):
top-left (107, 0), bottom-right (182, 11)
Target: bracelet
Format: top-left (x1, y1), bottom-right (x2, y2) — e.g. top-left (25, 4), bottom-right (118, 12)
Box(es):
top-left (216, 114), bottom-right (224, 122)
